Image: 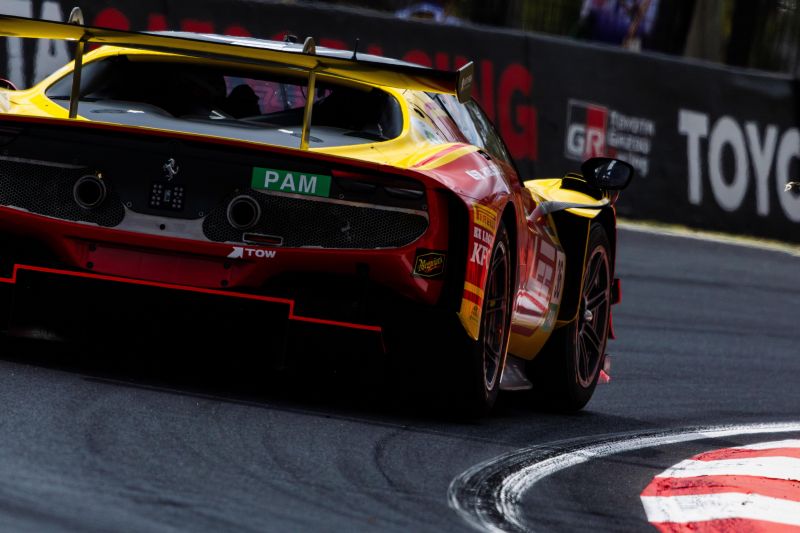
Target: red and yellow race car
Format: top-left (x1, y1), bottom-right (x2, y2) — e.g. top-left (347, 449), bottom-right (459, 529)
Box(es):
top-left (0, 10), bottom-right (632, 414)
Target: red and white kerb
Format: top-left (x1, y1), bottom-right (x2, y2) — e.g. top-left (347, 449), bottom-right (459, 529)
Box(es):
top-left (641, 439), bottom-right (800, 532)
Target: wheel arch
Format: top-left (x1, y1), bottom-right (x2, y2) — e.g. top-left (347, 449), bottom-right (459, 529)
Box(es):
top-left (500, 200), bottom-right (519, 288)
top-left (552, 206), bottom-right (615, 324)
top-left (593, 207), bottom-right (617, 275)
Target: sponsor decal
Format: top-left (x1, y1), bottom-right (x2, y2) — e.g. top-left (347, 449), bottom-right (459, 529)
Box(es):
top-left (470, 224), bottom-right (494, 267)
top-left (413, 251), bottom-right (447, 278)
top-left (472, 204), bottom-right (497, 231)
top-left (466, 165), bottom-right (502, 180)
top-left (510, 234), bottom-right (565, 347)
top-left (521, 236), bottom-right (559, 313)
top-left (533, 238), bottom-right (557, 298)
top-left (470, 205), bottom-right (497, 266)
top-left (227, 246), bottom-right (277, 259)
top-left (458, 204), bottom-right (499, 340)
top-left (565, 99), bottom-right (655, 177)
top-left (251, 167), bottom-right (331, 198)
top-left (678, 109), bottom-right (800, 222)
top-left (0, 92), bottom-right (9, 113)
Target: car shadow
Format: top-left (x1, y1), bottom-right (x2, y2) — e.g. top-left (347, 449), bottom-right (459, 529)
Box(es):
top-left (0, 335), bottom-right (653, 446)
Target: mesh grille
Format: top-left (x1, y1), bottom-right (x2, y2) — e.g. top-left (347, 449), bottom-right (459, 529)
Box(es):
top-left (0, 159), bottom-right (124, 227)
top-left (203, 193), bottom-right (428, 249)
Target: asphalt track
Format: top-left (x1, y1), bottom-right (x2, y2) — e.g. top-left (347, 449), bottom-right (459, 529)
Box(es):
top-left (0, 227), bottom-right (797, 532)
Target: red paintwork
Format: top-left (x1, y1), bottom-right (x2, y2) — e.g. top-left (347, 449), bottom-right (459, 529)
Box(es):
top-left (0, 106), bottom-right (565, 344)
top-left (0, 114), bottom-right (460, 310)
top-left (414, 145), bottom-right (562, 339)
top-left (0, 201), bottom-right (447, 305)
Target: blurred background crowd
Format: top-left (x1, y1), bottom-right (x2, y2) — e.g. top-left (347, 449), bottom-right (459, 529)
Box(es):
top-left (310, 0), bottom-right (800, 76)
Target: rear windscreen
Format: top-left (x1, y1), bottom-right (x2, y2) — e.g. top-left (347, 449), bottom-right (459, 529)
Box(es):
top-left (45, 55), bottom-right (403, 146)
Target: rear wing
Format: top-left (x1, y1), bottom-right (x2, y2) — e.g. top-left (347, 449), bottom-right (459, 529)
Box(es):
top-left (0, 8), bottom-right (474, 149)
top-left (0, 10), bottom-right (473, 101)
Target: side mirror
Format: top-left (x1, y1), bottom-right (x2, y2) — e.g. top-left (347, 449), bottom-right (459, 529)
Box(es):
top-left (581, 158), bottom-right (634, 190)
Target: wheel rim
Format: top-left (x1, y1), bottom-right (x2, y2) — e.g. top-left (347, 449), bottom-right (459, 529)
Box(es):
top-left (575, 244), bottom-right (610, 388)
top-left (482, 238), bottom-right (510, 392)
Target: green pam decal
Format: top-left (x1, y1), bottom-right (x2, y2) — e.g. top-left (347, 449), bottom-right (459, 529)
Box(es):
top-left (251, 167), bottom-right (332, 198)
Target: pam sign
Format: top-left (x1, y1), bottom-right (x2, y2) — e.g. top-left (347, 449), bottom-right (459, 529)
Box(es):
top-left (678, 110), bottom-right (800, 223)
top-left (251, 167), bottom-right (332, 198)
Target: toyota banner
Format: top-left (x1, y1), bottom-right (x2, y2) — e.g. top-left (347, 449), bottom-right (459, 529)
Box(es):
top-left (2, 0), bottom-right (798, 242)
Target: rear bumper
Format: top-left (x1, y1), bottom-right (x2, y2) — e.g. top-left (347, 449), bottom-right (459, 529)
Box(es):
top-left (0, 204), bottom-right (447, 303)
top-left (0, 263), bottom-right (385, 358)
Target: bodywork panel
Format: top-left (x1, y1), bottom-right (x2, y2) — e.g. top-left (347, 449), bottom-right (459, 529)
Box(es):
top-left (0, 16), bottom-right (623, 373)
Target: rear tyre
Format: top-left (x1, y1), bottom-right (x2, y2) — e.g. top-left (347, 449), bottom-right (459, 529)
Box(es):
top-left (451, 221), bottom-right (512, 416)
top-left (526, 222), bottom-right (611, 412)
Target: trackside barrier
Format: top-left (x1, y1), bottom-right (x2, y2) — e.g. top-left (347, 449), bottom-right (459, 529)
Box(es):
top-left (1, 0), bottom-right (798, 241)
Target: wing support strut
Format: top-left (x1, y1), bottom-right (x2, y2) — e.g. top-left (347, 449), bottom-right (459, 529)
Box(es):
top-left (300, 37), bottom-right (317, 151)
top-left (67, 7), bottom-right (85, 119)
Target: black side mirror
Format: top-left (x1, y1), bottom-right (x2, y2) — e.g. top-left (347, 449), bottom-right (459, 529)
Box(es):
top-left (581, 158), bottom-right (634, 190)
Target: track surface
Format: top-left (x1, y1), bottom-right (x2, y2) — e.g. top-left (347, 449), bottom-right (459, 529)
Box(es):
top-left (0, 228), bottom-right (797, 532)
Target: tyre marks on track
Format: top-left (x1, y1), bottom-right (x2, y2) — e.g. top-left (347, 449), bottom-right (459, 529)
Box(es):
top-left (448, 422), bottom-right (800, 532)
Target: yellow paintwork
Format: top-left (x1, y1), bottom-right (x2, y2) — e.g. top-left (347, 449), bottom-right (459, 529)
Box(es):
top-left (0, 46), bottom-right (466, 171)
top-left (526, 179), bottom-right (605, 324)
top-left (508, 307), bottom-right (559, 360)
top-left (504, 178), bottom-right (604, 359)
top-left (464, 282), bottom-right (484, 298)
top-left (524, 178), bottom-right (608, 217)
top-left (0, 39), bottom-right (606, 363)
top-left (413, 145), bottom-right (479, 170)
top-left (459, 299), bottom-right (482, 340)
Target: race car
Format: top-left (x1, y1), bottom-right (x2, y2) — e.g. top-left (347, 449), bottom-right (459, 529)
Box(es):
top-left (0, 9), bottom-right (632, 414)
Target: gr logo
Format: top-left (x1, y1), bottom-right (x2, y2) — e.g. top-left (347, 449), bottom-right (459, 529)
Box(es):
top-left (565, 100), bottom-right (608, 161)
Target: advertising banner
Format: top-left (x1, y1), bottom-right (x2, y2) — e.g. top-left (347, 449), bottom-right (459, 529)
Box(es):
top-left (1, 0), bottom-right (798, 241)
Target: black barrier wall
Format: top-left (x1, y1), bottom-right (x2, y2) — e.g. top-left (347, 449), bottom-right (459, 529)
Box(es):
top-left (1, 0), bottom-right (798, 242)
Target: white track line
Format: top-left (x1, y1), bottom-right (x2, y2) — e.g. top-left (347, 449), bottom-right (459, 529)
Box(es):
top-left (618, 220), bottom-right (800, 256)
top-left (732, 439), bottom-right (800, 450)
top-left (655, 457), bottom-right (800, 480)
top-left (447, 422), bottom-right (800, 533)
top-left (641, 493), bottom-right (800, 526)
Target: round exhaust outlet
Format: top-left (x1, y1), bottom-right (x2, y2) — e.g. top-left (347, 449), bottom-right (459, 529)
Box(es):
top-left (226, 195), bottom-right (261, 230)
top-left (73, 175), bottom-right (107, 210)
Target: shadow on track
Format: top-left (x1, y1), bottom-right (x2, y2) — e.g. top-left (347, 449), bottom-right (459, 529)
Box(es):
top-left (0, 332), bottom-right (649, 440)
top-left (0, 333), bottom-right (403, 413)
